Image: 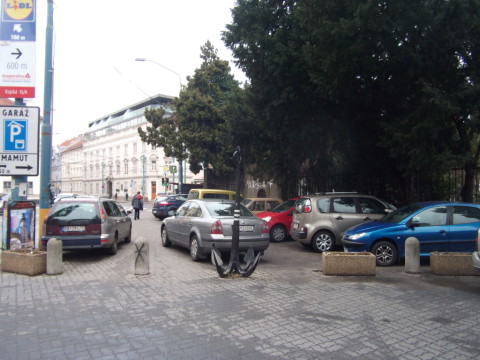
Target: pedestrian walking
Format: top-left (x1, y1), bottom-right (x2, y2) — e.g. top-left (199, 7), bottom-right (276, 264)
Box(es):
top-left (132, 191), bottom-right (144, 220)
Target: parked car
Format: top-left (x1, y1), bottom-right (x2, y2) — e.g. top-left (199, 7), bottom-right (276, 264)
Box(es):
top-left (291, 192), bottom-right (396, 252)
top-left (343, 201), bottom-right (480, 266)
top-left (256, 197), bottom-right (299, 242)
top-left (187, 189), bottom-right (237, 200)
top-left (161, 199), bottom-right (270, 261)
top-left (41, 195), bottom-right (132, 255)
top-left (152, 193), bottom-right (188, 220)
top-left (241, 197), bottom-right (283, 214)
top-left (54, 193), bottom-right (79, 203)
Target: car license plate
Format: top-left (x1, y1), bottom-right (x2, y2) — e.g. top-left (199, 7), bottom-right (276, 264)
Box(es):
top-left (292, 222), bottom-right (298, 229)
top-left (62, 226), bottom-right (85, 232)
top-left (239, 225), bottom-right (254, 232)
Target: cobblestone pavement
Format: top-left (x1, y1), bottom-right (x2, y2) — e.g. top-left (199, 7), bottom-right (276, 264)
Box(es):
top-left (1, 212), bottom-right (479, 360)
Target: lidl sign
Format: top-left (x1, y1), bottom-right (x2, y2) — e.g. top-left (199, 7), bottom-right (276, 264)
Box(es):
top-left (0, 0), bottom-right (36, 98)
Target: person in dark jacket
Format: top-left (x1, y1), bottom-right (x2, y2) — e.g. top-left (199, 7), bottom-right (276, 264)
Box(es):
top-left (132, 191), bottom-right (144, 220)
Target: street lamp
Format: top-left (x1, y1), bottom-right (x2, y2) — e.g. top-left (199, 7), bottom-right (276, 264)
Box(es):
top-left (135, 58), bottom-right (182, 93)
top-left (140, 155), bottom-right (146, 194)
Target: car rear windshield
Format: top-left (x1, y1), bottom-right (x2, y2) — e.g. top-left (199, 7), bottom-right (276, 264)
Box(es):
top-left (47, 202), bottom-right (100, 225)
top-left (205, 202), bottom-right (253, 217)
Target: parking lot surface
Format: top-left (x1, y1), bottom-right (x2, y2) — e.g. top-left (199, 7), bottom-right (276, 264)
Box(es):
top-left (1, 213), bottom-right (479, 360)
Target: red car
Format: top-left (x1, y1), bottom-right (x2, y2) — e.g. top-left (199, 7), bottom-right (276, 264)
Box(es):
top-left (256, 198), bottom-right (299, 242)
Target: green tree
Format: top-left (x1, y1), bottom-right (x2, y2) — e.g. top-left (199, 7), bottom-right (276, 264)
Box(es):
top-left (138, 107), bottom-right (187, 163)
top-left (140, 41), bottom-right (244, 187)
top-left (225, 0), bottom-right (480, 202)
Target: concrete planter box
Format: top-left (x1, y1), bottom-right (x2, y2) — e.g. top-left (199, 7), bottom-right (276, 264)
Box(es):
top-left (1, 250), bottom-right (47, 276)
top-left (430, 252), bottom-right (479, 276)
top-left (322, 251), bottom-right (376, 276)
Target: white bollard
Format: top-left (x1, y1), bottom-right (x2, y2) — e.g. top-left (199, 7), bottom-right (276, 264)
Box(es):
top-left (405, 236), bottom-right (420, 274)
top-left (47, 237), bottom-right (64, 275)
top-left (134, 237), bottom-right (149, 275)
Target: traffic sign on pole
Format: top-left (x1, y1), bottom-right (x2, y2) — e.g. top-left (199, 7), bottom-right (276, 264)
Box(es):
top-left (0, 105), bottom-right (40, 175)
top-left (0, 0), bottom-right (36, 98)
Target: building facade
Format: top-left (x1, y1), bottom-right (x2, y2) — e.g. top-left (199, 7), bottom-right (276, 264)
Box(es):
top-left (59, 95), bottom-right (202, 201)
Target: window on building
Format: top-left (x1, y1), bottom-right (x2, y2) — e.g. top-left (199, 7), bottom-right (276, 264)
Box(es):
top-left (124, 144), bottom-right (128, 155)
top-left (151, 160), bottom-right (156, 171)
top-left (133, 142), bottom-right (137, 154)
top-left (124, 162), bottom-right (129, 174)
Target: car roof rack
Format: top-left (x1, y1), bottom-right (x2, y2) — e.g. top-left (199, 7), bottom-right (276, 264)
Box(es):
top-left (314, 191), bottom-right (358, 196)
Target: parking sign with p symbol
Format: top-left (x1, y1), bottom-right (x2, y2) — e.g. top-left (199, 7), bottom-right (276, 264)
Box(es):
top-left (4, 120), bottom-right (27, 151)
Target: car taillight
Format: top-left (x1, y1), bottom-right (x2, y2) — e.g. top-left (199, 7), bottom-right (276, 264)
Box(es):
top-left (159, 201), bottom-right (170, 205)
top-left (99, 206), bottom-right (106, 222)
top-left (262, 220), bottom-right (270, 234)
top-left (303, 205), bottom-right (312, 213)
top-left (211, 220), bottom-right (223, 234)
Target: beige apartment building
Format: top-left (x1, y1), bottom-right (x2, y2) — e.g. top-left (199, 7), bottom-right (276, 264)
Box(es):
top-left (57, 95), bottom-right (203, 201)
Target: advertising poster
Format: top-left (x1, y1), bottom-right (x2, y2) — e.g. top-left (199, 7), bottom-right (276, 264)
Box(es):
top-left (3, 201), bottom-right (36, 250)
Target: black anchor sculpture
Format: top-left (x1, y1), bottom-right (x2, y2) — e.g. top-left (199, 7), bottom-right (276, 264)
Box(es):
top-left (211, 146), bottom-right (262, 277)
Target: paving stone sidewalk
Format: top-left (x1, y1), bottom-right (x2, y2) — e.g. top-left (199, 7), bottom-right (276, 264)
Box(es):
top-left (1, 216), bottom-right (479, 360)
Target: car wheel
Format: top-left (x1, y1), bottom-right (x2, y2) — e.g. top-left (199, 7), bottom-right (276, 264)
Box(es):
top-left (270, 224), bottom-right (287, 242)
top-left (124, 227), bottom-right (132, 243)
top-left (161, 226), bottom-right (172, 247)
top-left (108, 234), bottom-right (118, 255)
top-left (190, 235), bottom-right (202, 262)
top-left (311, 230), bottom-right (335, 252)
top-left (372, 241), bottom-right (397, 266)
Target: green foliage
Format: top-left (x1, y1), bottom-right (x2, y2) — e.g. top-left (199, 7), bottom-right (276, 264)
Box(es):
top-left (174, 41), bottom-right (243, 176)
top-left (138, 42), bottom-right (246, 180)
top-left (138, 107), bottom-right (187, 161)
top-left (224, 0), bottom-right (480, 201)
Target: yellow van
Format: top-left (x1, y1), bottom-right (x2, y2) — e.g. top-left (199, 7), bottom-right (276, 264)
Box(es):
top-left (187, 189), bottom-right (236, 200)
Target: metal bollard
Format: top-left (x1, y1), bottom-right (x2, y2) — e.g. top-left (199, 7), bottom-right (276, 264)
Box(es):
top-left (47, 237), bottom-right (64, 275)
top-left (134, 237), bottom-right (149, 275)
top-left (405, 236), bottom-right (420, 274)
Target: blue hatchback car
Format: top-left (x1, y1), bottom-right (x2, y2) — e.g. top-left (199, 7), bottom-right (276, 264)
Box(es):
top-left (342, 201), bottom-right (480, 266)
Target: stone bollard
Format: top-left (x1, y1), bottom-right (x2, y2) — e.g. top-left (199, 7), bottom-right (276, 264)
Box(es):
top-left (47, 238), bottom-right (64, 275)
top-left (405, 236), bottom-right (420, 274)
top-left (134, 237), bottom-right (149, 275)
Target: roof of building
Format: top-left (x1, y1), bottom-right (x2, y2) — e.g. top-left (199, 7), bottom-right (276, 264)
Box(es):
top-left (86, 94), bottom-right (174, 133)
top-left (59, 136), bottom-right (83, 153)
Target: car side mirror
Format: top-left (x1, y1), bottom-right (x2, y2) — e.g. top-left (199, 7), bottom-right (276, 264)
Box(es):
top-left (407, 217), bottom-right (420, 228)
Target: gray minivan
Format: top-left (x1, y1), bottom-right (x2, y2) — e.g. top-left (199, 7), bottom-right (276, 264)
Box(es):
top-left (290, 193), bottom-right (395, 252)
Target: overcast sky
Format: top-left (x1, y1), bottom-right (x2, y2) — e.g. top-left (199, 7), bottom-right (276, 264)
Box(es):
top-left (29, 0), bottom-right (245, 145)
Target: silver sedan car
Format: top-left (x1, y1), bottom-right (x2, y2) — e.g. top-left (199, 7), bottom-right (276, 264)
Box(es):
top-left (161, 199), bottom-right (270, 261)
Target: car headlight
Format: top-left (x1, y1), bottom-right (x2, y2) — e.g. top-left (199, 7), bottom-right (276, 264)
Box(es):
top-left (348, 232), bottom-right (366, 240)
top-left (262, 216), bottom-right (271, 222)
